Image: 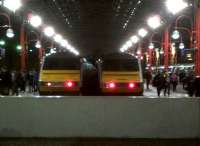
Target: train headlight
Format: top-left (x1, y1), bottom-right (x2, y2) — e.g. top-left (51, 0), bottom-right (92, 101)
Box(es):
top-left (46, 82), bottom-right (52, 87)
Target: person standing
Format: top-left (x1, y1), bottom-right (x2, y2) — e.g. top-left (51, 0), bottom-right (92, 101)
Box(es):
top-left (11, 71), bottom-right (16, 95)
top-left (194, 76), bottom-right (200, 97)
top-left (13, 71), bottom-right (22, 96)
top-left (186, 73), bottom-right (195, 97)
top-left (0, 69), bottom-right (11, 95)
top-left (33, 70), bottom-right (39, 92)
top-left (4, 70), bottom-right (12, 95)
top-left (28, 71), bottom-right (34, 93)
top-left (145, 70), bottom-right (152, 90)
top-left (21, 71), bottom-right (26, 93)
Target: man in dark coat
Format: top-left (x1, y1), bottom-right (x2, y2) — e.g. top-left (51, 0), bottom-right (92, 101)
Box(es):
top-left (194, 76), bottom-right (200, 97)
top-left (153, 72), bottom-right (166, 97)
top-left (145, 70), bottom-right (152, 90)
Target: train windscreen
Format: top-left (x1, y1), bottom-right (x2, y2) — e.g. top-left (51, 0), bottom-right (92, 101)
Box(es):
top-left (43, 57), bottom-right (80, 70)
top-left (103, 59), bottom-right (139, 71)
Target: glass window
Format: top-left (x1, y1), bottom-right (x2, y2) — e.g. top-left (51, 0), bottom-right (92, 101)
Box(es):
top-left (43, 56), bottom-right (80, 70)
top-left (103, 59), bottom-right (139, 71)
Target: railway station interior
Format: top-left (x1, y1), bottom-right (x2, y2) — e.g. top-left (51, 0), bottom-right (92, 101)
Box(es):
top-left (0, 0), bottom-right (200, 145)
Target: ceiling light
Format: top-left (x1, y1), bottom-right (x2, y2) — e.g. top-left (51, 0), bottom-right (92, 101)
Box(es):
top-left (44, 26), bottom-right (55, 37)
top-left (35, 41), bottom-right (41, 48)
top-left (30, 15), bottom-right (42, 28)
top-left (54, 34), bottom-right (63, 43)
top-left (172, 30), bottom-right (180, 40)
top-left (61, 39), bottom-right (68, 47)
top-left (179, 43), bottom-right (185, 49)
top-left (149, 43), bottom-right (154, 49)
top-left (130, 35), bottom-right (139, 44)
top-left (126, 40), bottom-right (133, 48)
top-left (138, 28), bottom-right (148, 38)
top-left (147, 15), bottom-right (162, 29)
top-left (166, 0), bottom-right (188, 14)
top-left (4, 0), bottom-right (22, 12)
top-left (6, 28), bottom-right (14, 38)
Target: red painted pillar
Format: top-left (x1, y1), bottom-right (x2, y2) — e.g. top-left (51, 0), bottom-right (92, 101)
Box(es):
top-left (148, 48), bottom-right (153, 68)
top-left (195, 8), bottom-right (200, 76)
top-left (164, 28), bottom-right (170, 70)
top-left (20, 24), bottom-right (26, 72)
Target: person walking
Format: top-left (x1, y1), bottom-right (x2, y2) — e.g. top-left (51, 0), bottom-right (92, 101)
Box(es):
top-left (153, 71), bottom-right (165, 97)
top-left (171, 73), bottom-right (178, 92)
top-left (145, 70), bottom-right (152, 90)
top-left (164, 73), bottom-right (171, 96)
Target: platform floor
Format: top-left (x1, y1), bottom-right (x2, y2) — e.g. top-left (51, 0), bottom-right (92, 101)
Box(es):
top-left (0, 138), bottom-right (199, 146)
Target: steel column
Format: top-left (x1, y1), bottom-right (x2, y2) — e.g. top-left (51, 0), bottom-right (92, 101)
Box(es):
top-left (20, 24), bottom-right (26, 72)
top-left (195, 8), bottom-right (200, 76)
top-left (164, 28), bottom-right (170, 70)
top-left (148, 48), bottom-right (153, 68)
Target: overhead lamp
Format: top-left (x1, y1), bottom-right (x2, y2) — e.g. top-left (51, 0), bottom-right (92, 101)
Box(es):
top-left (160, 49), bottom-right (164, 54)
top-left (35, 41), bottom-right (41, 48)
top-left (149, 43), bottom-right (154, 49)
top-left (179, 42), bottom-right (185, 49)
top-left (0, 40), bottom-right (5, 46)
top-left (6, 28), bottom-right (14, 38)
top-left (166, 0), bottom-right (188, 14)
top-left (120, 44), bottom-right (128, 52)
top-left (172, 30), bottom-right (180, 40)
top-left (67, 45), bottom-right (75, 52)
top-left (74, 51), bottom-right (80, 56)
top-left (61, 39), bottom-right (68, 47)
top-left (126, 40), bottom-right (133, 48)
top-left (147, 15), bottom-right (162, 29)
top-left (120, 48), bottom-right (125, 53)
top-left (54, 34), bottom-right (62, 43)
top-left (137, 50), bottom-right (141, 55)
top-left (16, 45), bottom-right (22, 50)
top-left (44, 26), bottom-right (55, 37)
top-left (123, 45), bottom-right (128, 51)
top-left (29, 15), bottom-right (42, 28)
top-left (130, 35), bottom-right (139, 44)
top-left (138, 28), bottom-right (148, 38)
top-left (67, 46), bottom-right (79, 56)
top-left (50, 48), bottom-right (56, 54)
top-left (4, 0), bottom-right (22, 12)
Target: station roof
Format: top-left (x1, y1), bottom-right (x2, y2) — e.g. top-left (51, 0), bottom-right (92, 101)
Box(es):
top-left (25, 0), bottom-right (191, 55)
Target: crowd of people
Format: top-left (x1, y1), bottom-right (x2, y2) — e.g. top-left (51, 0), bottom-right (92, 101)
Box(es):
top-left (0, 68), bottom-right (39, 96)
top-left (145, 70), bottom-right (200, 97)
